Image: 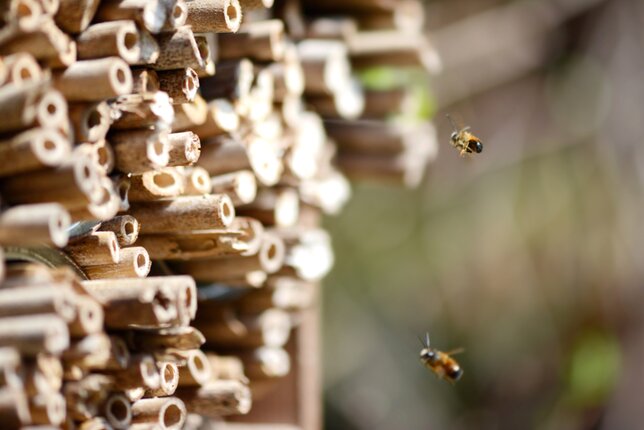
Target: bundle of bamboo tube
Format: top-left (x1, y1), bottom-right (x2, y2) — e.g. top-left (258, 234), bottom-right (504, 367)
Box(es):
top-left (0, 0), bottom-right (439, 428)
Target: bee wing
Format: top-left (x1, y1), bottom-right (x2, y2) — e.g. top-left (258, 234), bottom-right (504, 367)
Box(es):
top-left (425, 332), bottom-right (430, 348)
top-left (445, 347), bottom-right (465, 356)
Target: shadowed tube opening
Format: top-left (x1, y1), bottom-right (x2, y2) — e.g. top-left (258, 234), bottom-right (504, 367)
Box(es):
top-left (162, 403), bottom-right (182, 428)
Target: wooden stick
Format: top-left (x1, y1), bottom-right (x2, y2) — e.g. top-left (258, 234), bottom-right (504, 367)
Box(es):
top-left (210, 170), bottom-right (257, 206)
top-left (347, 30), bottom-right (439, 70)
top-left (96, 215), bottom-right (140, 247)
top-left (355, 0), bottom-right (424, 33)
top-left (145, 361), bottom-right (179, 397)
top-left (153, 26), bottom-right (206, 71)
top-left (307, 76), bottom-right (364, 119)
top-left (132, 27), bottom-right (160, 65)
top-left (306, 16), bottom-right (357, 41)
top-left (166, 132), bottom-right (200, 167)
top-left (128, 194), bottom-right (235, 233)
top-left (231, 216), bottom-right (265, 257)
top-left (179, 166), bottom-right (212, 196)
top-left (299, 0), bottom-right (396, 13)
top-left (131, 397), bottom-right (186, 430)
top-left (0, 383), bottom-right (30, 428)
top-left (71, 174), bottom-right (121, 221)
top-left (0, 203), bottom-right (70, 247)
top-left (55, 0), bottom-right (101, 33)
top-left (68, 101), bottom-right (111, 143)
top-left (65, 230), bottom-right (120, 266)
top-left (268, 42), bottom-right (304, 100)
top-left (103, 393), bottom-right (132, 430)
top-left (127, 168), bottom-right (185, 202)
top-left (76, 20), bottom-right (141, 64)
top-left (185, 0), bottom-right (242, 33)
top-left (95, 0), bottom-right (167, 34)
top-left (126, 327), bottom-right (205, 351)
top-left (158, 68), bottom-right (199, 104)
top-left (218, 20), bottom-right (285, 62)
top-left (0, 314), bottom-right (69, 356)
top-left (110, 128), bottom-right (170, 174)
top-left (82, 246), bottom-right (151, 279)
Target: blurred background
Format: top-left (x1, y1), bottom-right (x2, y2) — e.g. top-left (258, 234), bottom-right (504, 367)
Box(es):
top-left (321, 0), bottom-right (644, 428)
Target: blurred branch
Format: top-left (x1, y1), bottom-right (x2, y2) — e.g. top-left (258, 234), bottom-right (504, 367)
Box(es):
top-left (431, 0), bottom-right (606, 107)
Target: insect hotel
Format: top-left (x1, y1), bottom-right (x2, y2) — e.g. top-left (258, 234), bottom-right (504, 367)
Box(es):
top-left (0, 0), bottom-right (438, 428)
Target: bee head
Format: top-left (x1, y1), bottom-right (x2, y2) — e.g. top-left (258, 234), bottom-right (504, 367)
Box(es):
top-left (474, 141), bottom-right (483, 153)
top-left (420, 348), bottom-right (437, 362)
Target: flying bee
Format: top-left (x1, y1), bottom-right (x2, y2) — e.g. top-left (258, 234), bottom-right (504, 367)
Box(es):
top-left (419, 332), bottom-right (464, 384)
top-left (447, 114), bottom-right (483, 157)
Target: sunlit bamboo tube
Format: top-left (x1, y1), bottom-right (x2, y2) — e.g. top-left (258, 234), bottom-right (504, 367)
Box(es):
top-left (237, 188), bottom-right (299, 227)
top-left (95, 0), bottom-right (167, 34)
top-left (0, 285), bottom-right (76, 321)
top-left (0, 314), bottom-right (69, 355)
top-left (128, 194), bottom-right (235, 233)
top-left (175, 380), bottom-right (251, 417)
top-left (82, 246), bottom-right (151, 279)
top-left (0, 148), bottom-right (101, 207)
top-left (55, 0), bottom-right (101, 33)
top-left (185, 0), bottom-right (242, 33)
top-left (96, 215), bottom-right (139, 247)
top-left (103, 393), bottom-right (132, 430)
top-left (0, 203), bottom-right (70, 247)
top-left (210, 170), bottom-right (257, 206)
top-left (239, 346), bottom-right (290, 378)
top-left (111, 128), bottom-right (170, 174)
top-left (110, 91), bottom-right (174, 130)
top-left (65, 230), bottom-right (120, 266)
top-left (164, 132), bottom-right (200, 167)
top-left (29, 391), bottom-right (66, 425)
top-left (67, 101), bottom-right (111, 143)
top-left (111, 354), bottom-right (160, 391)
top-left (176, 349), bottom-right (211, 387)
top-left (0, 82), bottom-right (68, 134)
top-left (127, 168), bottom-right (185, 202)
top-left (196, 307), bottom-right (291, 348)
top-left (126, 327), bottom-right (205, 352)
top-left (180, 166), bottom-right (212, 196)
top-left (131, 396), bottom-right (186, 430)
top-left (54, 57), bottom-right (133, 101)
top-left (158, 68), bottom-right (199, 104)
top-left (81, 277), bottom-right (182, 328)
top-left (154, 26), bottom-right (207, 71)
top-left (76, 20), bottom-right (141, 63)
top-left (3, 52), bottom-right (43, 84)
top-left (218, 20), bottom-right (285, 62)
top-left (145, 361), bottom-right (179, 397)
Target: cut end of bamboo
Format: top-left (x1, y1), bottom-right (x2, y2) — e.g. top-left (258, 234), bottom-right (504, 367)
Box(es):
top-left (105, 394), bottom-right (132, 429)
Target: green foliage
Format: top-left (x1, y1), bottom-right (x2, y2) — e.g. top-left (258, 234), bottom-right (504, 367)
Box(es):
top-left (564, 330), bottom-right (620, 407)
